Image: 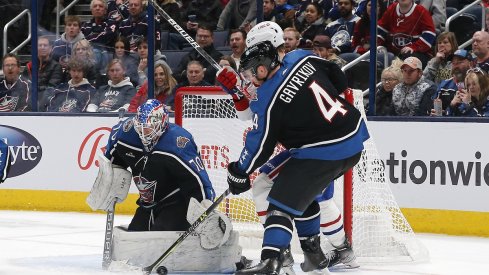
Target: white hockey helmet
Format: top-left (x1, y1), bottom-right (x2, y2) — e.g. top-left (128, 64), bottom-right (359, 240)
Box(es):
top-left (246, 21), bottom-right (285, 49)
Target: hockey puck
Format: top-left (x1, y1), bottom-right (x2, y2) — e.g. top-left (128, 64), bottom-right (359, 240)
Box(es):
top-left (156, 266), bottom-right (168, 275)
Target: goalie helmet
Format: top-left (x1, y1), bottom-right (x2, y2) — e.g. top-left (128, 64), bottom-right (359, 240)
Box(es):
top-left (133, 99), bottom-right (169, 149)
top-left (240, 41), bottom-right (280, 78)
top-left (246, 21), bottom-right (284, 48)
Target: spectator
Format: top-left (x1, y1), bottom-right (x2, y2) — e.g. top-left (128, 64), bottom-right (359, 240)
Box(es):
top-left (352, 0), bottom-right (385, 55)
top-left (43, 57), bottom-right (96, 112)
top-left (323, 0), bottom-right (359, 54)
top-left (312, 35), bottom-right (347, 68)
top-left (128, 61), bottom-right (177, 112)
top-left (107, 0), bottom-right (129, 22)
top-left (218, 55), bottom-right (237, 71)
top-left (295, 1), bottom-right (327, 48)
top-left (118, 0), bottom-right (161, 52)
top-left (376, 59), bottom-right (403, 116)
top-left (430, 49), bottom-right (472, 116)
top-left (168, 60), bottom-right (213, 109)
top-left (472, 31), bottom-right (489, 73)
top-left (0, 53), bottom-right (31, 112)
top-left (392, 56), bottom-right (437, 116)
top-left (228, 29), bottom-right (247, 69)
top-left (296, 0), bottom-right (335, 21)
top-left (446, 68), bottom-right (489, 117)
top-left (22, 36), bottom-right (63, 107)
top-left (419, 0), bottom-right (447, 35)
top-left (112, 36), bottom-right (139, 86)
top-left (167, 0), bottom-right (222, 49)
top-left (216, 0), bottom-right (257, 31)
top-left (51, 15), bottom-right (85, 68)
top-left (423, 32), bottom-right (458, 86)
top-left (156, 0), bottom-right (183, 32)
top-left (87, 59), bottom-right (136, 112)
top-left (81, 0), bottom-right (118, 52)
top-left (136, 38), bottom-right (149, 86)
top-left (274, 0), bottom-right (296, 27)
top-left (173, 25), bottom-right (223, 84)
top-left (377, 0), bottom-right (436, 67)
top-left (70, 39), bottom-right (99, 86)
top-left (245, 0), bottom-right (280, 31)
top-left (486, 7), bottom-right (489, 32)
top-left (283, 27), bottom-right (301, 53)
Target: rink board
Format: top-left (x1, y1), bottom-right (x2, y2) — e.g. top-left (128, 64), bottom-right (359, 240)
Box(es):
top-left (1, 114), bottom-right (489, 236)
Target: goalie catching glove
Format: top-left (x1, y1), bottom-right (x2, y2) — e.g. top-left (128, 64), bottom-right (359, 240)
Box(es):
top-left (86, 153), bottom-right (132, 211)
top-left (227, 161), bottom-right (251, 195)
top-left (186, 197), bottom-right (232, 250)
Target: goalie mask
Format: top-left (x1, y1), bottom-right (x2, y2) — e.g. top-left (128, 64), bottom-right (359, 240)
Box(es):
top-left (133, 99), bottom-right (169, 150)
top-left (240, 41), bottom-right (280, 82)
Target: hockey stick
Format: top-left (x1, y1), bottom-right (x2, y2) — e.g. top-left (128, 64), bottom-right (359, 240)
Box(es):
top-left (148, 0), bottom-right (247, 99)
top-left (102, 200), bottom-right (116, 270)
top-left (101, 108), bottom-right (126, 270)
top-left (142, 188), bottom-right (231, 275)
top-left (147, 0), bottom-right (221, 71)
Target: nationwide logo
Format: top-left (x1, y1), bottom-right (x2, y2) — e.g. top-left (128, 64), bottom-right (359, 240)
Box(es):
top-left (0, 125), bottom-right (42, 177)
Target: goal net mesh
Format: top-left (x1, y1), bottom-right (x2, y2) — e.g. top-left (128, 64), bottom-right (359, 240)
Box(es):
top-left (175, 88), bottom-right (429, 263)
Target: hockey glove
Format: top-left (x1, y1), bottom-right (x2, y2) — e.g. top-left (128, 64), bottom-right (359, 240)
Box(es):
top-left (227, 161), bottom-right (251, 195)
top-left (216, 67), bottom-right (245, 98)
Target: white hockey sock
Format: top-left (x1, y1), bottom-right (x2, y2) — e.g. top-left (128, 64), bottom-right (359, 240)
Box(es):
top-left (319, 199), bottom-right (346, 247)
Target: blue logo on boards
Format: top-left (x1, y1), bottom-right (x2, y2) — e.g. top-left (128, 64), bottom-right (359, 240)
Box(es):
top-left (0, 125), bottom-right (42, 177)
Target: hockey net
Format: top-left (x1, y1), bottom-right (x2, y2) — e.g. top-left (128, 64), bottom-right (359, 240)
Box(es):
top-left (174, 87), bottom-right (429, 264)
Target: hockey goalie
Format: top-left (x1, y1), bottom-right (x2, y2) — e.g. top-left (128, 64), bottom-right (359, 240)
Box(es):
top-left (86, 99), bottom-right (243, 273)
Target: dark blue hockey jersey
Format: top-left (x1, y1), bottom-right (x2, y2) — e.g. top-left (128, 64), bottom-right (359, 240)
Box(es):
top-left (237, 50), bottom-right (369, 174)
top-left (104, 119), bottom-right (215, 208)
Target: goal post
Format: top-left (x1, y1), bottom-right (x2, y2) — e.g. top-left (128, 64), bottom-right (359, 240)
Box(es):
top-left (174, 86), bottom-right (429, 264)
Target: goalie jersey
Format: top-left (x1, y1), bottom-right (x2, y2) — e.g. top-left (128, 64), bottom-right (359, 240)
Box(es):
top-left (104, 118), bottom-right (215, 208)
top-left (237, 50), bottom-right (370, 174)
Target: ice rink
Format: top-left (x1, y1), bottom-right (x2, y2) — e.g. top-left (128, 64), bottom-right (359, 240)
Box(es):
top-left (0, 210), bottom-right (488, 275)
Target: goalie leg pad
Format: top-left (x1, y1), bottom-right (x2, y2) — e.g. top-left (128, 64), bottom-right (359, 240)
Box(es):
top-left (252, 172), bottom-right (274, 224)
top-left (111, 226), bottom-right (242, 273)
top-left (186, 197), bottom-right (232, 250)
top-left (86, 153), bottom-right (132, 211)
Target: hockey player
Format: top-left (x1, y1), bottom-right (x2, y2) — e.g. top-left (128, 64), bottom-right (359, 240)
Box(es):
top-left (0, 139), bottom-right (11, 184)
top-left (217, 33), bottom-right (369, 275)
top-left (88, 98), bottom-right (216, 229)
top-left (217, 21), bottom-right (360, 272)
top-left (86, 99), bottom-right (240, 272)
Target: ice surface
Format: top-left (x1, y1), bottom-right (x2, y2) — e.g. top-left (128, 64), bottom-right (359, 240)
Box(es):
top-left (0, 211), bottom-right (488, 275)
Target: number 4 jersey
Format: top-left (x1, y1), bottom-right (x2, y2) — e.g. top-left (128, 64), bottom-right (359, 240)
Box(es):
top-left (237, 50), bottom-right (370, 174)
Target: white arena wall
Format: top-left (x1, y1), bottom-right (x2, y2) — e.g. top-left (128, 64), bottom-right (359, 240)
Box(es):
top-left (0, 114), bottom-right (488, 237)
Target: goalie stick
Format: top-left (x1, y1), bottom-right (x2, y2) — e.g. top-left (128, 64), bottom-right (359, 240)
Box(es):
top-left (142, 189), bottom-right (231, 275)
top-left (102, 108), bottom-right (126, 270)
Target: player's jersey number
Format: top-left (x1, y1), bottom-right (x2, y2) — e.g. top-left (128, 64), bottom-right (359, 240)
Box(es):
top-left (309, 81), bottom-right (347, 123)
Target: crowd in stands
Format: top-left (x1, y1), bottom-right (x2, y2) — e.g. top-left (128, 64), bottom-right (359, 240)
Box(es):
top-left (2, 0), bottom-right (489, 116)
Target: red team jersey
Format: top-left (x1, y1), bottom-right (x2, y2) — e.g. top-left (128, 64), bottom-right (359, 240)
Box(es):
top-left (377, 3), bottom-right (436, 55)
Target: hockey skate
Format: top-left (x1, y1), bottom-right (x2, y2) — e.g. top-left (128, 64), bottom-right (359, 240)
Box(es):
top-left (299, 235), bottom-right (328, 272)
top-left (328, 239), bottom-right (359, 269)
top-left (281, 246), bottom-right (296, 275)
top-left (235, 256), bottom-right (283, 275)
